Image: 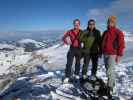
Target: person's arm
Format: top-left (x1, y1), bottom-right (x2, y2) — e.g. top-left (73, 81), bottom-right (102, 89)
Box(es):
top-left (117, 30), bottom-right (125, 56)
top-left (97, 30), bottom-right (102, 55)
top-left (101, 31), bottom-right (106, 53)
top-left (62, 31), bottom-right (70, 44)
top-left (116, 30), bottom-right (125, 64)
top-left (78, 31), bottom-right (85, 48)
top-left (78, 31), bottom-right (84, 42)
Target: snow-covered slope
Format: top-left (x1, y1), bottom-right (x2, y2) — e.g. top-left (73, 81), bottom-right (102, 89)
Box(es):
top-left (0, 47), bottom-right (31, 75)
top-left (0, 33), bottom-right (133, 100)
top-left (33, 44), bottom-right (69, 70)
top-left (0, 44), bottom-right (16, 50)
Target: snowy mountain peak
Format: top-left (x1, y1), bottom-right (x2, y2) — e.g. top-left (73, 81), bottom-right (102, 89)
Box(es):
top-left (18, 38), bottom-right (40, 44)
top-left (16, 38), bottom-right (48, 52)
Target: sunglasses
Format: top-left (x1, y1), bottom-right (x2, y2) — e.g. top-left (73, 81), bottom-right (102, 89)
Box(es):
top-left (89, 23), bottom-right (95, 25)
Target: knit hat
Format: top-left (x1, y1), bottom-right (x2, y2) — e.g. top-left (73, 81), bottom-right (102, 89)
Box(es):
top-left (108, 16), bottom-right (117, 23)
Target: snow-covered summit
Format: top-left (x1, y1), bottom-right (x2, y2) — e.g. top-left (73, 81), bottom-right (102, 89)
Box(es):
top-left (17, 38), bottom-right (46, 47)
top-left (0, 33), bottom-right (133, 99)
top-left (16, 38), bottom-right (48, 52)
top-left (18, 39), bottom-right (41, 44)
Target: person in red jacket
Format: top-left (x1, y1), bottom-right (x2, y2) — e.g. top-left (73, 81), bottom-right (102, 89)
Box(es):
top-left (62, 19), bottom-right (82, 83)
top-left (102, 16), bottom-right (125, 97)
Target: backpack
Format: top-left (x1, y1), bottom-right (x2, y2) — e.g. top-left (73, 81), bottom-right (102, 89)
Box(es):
top-left (80, 77), bottom-right (111, 99)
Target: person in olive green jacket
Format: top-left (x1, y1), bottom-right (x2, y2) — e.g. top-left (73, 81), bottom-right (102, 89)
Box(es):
top-left (79, 19), bottom-right (102, 79)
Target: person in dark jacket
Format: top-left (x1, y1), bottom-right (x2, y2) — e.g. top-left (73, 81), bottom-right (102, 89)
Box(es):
top-left (102, 16), bottom-right (125, 97)
top-left (79, 19), bottom-right (102, 80)
top-left (62, 19), bottom-right (82, 83)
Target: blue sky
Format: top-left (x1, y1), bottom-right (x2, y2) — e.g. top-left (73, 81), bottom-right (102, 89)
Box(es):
top-left (0, 0), bottom-right (132, 32)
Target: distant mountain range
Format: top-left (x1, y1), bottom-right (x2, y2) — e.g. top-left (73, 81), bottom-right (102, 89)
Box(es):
top-left (0, 30), bottom-right (132, 42)
top-left (0, 30), bottom-right (64, 42)
top-left (0, 30), bottom-right (132, 52)
top-left (0, 38), bottom-right (61, 52)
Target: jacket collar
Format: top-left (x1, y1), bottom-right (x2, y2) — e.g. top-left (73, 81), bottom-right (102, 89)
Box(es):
top-left (87, 28), bottom-right (96, 32)
top-left (108, 26), bottom-right (116, 30)
top-left (72, 28), bottom-right (81, 33)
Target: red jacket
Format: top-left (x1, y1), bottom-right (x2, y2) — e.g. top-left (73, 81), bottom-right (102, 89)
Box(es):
top-left (102, 27), bottom-right (125, 56)
top-left (62, 29), bottom-right (81, 48)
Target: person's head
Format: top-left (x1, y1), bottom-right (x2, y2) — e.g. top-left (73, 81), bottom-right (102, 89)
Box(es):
top-left (73, 19), bottom-right (80, 30)
top-left (107, 16), bottom-right (117, 28)
top-left (87, 19), bottom-right (96, 31)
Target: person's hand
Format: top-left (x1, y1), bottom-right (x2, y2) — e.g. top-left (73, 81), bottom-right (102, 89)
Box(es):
top-left (116, 56), bottom-right (121, 64)
top-left (80, 42), bottom-right (84, 48)
top-left (65, 36), bottom-right (72, 45)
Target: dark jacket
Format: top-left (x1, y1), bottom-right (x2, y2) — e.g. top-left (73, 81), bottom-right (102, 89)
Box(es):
top-left (79, 28), bottom-right (102, 54)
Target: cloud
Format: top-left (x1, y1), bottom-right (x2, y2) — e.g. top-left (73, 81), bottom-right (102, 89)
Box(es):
top-left (88, 0), bottom-right (133, 24)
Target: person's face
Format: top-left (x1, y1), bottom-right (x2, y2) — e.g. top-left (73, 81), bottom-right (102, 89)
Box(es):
top-left (73, 21), bottom-right (80, 30)
top-left (88, 21), bottom-right (95, 30)
top-left (108, 20), bottom-right (116, 27)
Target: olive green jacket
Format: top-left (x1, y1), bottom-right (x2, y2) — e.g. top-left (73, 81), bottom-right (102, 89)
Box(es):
top-left (79, 29), bottom-right (102, 54)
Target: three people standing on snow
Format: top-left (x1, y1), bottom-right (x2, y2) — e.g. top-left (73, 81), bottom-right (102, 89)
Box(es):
top-left (63, 16), bottom-right (125, 95)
